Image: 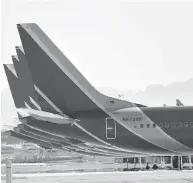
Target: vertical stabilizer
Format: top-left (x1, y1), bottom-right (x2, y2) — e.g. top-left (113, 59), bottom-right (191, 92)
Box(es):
top-left (4, 64), bottom-right (26, 108)
top-left (15, 46), bottom-right (60, 114)
top-left (17, 23), bottom-right (144, 118)
top-left (176, 99), bottom-right (184, 106)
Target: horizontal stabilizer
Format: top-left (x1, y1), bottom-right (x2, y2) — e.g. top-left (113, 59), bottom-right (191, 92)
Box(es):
top-left (14, 127), bottom-right (64, 148)
top-left (18, 124), bottom-right (72, 145)
top-left (6, 130), bottom-right (54, 149)
top-left (17, 108), bottom-right (76, 124)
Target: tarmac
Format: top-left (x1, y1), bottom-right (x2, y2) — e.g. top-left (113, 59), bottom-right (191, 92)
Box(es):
top-left (1, 170), bottom-right (193, 183)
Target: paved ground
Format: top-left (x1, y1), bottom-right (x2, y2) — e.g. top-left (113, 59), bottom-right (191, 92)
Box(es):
top-left (1, 162), bottom-right (141, 174)
top-left (2, 162), bottom-right (116, 174)
top-left (1, 170), bottom-right (193, 183)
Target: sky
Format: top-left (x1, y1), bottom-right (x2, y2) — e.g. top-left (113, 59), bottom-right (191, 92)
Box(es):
top-left (1, 0), bottom-right (193, 125)
top-left (1, 0), bottom-right (193, 92)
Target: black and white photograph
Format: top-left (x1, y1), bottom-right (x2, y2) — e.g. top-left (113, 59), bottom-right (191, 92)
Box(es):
top-left (1, 0), bottom-right (193, 182)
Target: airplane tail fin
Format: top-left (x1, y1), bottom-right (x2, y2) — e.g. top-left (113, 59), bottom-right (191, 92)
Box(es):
top-left (4, 57), bottom-right (59, 117)
top-left (3, 63), bottom-right (28, 109)
top-left (14, 46), bottom-right (62, 114)
top-left (17, 23), bottom-right (145, 118)
top-left (176, 99), bottom-right (184, 106)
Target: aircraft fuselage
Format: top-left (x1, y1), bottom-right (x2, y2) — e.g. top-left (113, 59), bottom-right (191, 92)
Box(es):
top-left (76, 106), bottom-right (193, 155)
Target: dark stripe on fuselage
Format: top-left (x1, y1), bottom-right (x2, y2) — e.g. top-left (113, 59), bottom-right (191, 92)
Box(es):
top-left (140, 106), bottom-right (193, 148)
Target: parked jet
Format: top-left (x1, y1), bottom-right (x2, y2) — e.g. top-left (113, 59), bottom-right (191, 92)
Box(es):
top-left (4, 58), bottom-right (143, 157)
top-left (3, 23), bottom-right (193, 156)
top-left (4, 60), bottom-right (146, 157)
top-left (163, 99), bottom-right (184, 107)
top-left (176, 99), bottom-right (184, 106)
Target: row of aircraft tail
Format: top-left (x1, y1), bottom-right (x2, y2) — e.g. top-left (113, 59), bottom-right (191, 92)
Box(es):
top-left (3, 23), bottom-right (193, 157)
top-left (163, 99), bottom-right (183, 107)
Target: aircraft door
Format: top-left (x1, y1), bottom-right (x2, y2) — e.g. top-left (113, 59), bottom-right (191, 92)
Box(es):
top-left (105, 118), bottom-right (116, 139)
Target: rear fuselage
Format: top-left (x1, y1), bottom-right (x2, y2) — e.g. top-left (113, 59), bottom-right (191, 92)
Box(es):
top-left (77, 106), bottom-right (193, 155)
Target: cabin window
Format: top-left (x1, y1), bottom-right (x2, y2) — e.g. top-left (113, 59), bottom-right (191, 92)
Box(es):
top-left (147, 124), bottom-right (150, 128)
top-left (190, 122), bottom-right (193, 128)
top-left (178, 122), bottom-right (183, 128)
top-left (165, 123), bottom-right (169, 128)
top-left (171, 122), bottom-right (176, 128)
top-left (184, 122), bottom-right (188, 128)
top-left (109, 100), bottom-right (114, 104)
top-left (140, 124), bottom-right (144, 128)
top-left (152, 124), bottom-right (156, 128)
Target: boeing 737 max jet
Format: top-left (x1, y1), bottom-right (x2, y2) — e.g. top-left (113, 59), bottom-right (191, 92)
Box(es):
top-left (3, 23), bottom-right (193, 156)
